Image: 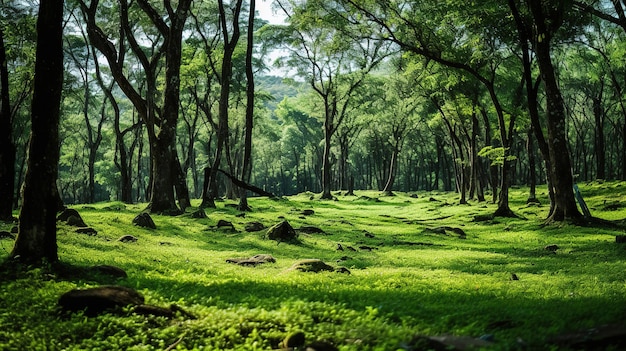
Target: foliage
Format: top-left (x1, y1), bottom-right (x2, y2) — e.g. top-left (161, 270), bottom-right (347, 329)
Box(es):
top-left (2, 183), bottom-right (626, 349)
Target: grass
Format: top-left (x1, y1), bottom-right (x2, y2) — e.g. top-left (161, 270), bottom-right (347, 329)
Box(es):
top-left (1, 182), bottom-right (626, 350)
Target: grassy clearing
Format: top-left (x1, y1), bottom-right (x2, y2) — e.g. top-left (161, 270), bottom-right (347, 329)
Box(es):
top-left (1, 182), bottom-right (626, 350)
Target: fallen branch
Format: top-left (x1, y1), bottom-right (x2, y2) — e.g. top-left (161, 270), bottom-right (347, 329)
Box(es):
top-left (214, 168), bottom-right (276, 198)
top-left (165, 332), bottom-right (186, 351)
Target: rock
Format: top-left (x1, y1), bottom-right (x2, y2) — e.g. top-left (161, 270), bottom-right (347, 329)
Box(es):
top-left (0, 231), bottom-right (15, 240)
top-left (280, 331), bottom-right (305, 349)
top-left (75, 227), bottom-right (97, 235)
top-left (544, 244), bottom-right (559, 252)
top-left (359, 245), bottom-right (377, 251)
top-left (10, 226), bottom-right (18, 233)
top-left (91, 265), bottom-right (128, 278)
top-left (298, 226), bottom-right (325, 234)
top-left (66, 215), bottom-right (87, 227)
top-left (266, 221), bottom-right (298, 243)
top-left (58, 285), bottom-right (144, 316)
top-left (245, 221), bottom-right (265, 232)
top-left (301, 209), bottom-right (315, 216)
top-left (133, 213), bottom-right (156, 229)
top-left (336, 243), bottom-right (344, 251)
top-left (226, 254), bottom-right (276, 266)
top-left (510, 273), bottom-right (519, 281)
top-left (216, 219), bottom-right (234, 229)
top-left (364, 232), bottom-right (375, 238)
top-left (288, 259), bottom-right (334, 273)
top-left (616, 235), bottom-right (626, 244)
top-left (57, 208), bottom-right (82, 222)
top-left (118, 235), bottom-right (138, 243)
top-left (335, 267), bottom-right (351, 274)
top-left (190, 209), bottom-right (207, 219)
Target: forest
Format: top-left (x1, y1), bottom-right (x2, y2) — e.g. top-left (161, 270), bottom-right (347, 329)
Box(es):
top-left (1, 0), bottom-right (626, 350)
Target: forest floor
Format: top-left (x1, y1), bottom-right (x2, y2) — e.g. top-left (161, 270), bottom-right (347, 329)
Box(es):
top-left (1, 182), bottom-right (626, 350)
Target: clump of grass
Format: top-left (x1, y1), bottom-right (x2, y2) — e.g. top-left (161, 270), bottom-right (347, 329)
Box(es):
top-left (1, 184), bottom-right (626, 350)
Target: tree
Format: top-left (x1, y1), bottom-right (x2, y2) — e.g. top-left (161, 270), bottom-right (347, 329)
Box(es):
top-left (267, 0), bottom-right (388, 199)
top-left (526, 0), bottom-right (582, 221)
top-left (0, 25), bottom-right (15, 220)
top-left (80, 0), bottom-right (192, 214)
top-left (11, 0), bottom-right (64, 263)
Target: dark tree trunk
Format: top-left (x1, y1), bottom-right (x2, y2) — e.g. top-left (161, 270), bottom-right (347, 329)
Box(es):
top-left (202, 0), bottom-right (243, 208)
top-left (593, 94), bottom-right (606, 180)
top-left (321, 120), bottom-right (333, 199)
top-left (382, 147), bottom-right (398, 195)
top-left (528, 1), bottom-right (581, 221)
top-left (526, 128), bottom-right (539, 203)
top-left (0, 27), bottom-right (16, 220)
top-left (238, 0), bottom-right (255, 212)
top-left (11, 0), bottom-right (64, 263)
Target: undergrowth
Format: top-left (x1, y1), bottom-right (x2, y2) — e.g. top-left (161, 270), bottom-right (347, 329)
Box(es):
top-left (1, 182), bottom-right (626, 350)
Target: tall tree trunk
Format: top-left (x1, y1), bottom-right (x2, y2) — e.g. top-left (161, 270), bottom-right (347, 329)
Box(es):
top-left (0, 27), bottom-right (16, 220)
top-left (11, 0), bottom-right (64, 263)
top-left (238, 0), bottom-right (255, 211)
top-left (321, 113), bottom-right (333, 199)
top-left (593, 93), bottom-right (606, 180)
top-left (382, 146), bottom-right (398, 195)
top-left (528, 1), bottom-right (581, 222)
top-left (202, 0), bottom-right (243, 208)
top-left (526, 127), bottom-right (539, 203)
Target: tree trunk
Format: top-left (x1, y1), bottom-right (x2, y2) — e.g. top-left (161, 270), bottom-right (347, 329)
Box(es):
top-left (238, 0), bottom-right (255, 212)
top-left (526, 128), bottom-right (539, 203)
top-left (529, 1), bottom-right (581, 222)
top-left (321, 121), bottom-right (333, 199)
top-left (11, 0), bottom-right (64, 263)
top-left (0, 27), bottom-right (16, 220)
top-left (382, 146), bottom-right (398, 195)
top-left (593, 94), bottom-right (606, 180)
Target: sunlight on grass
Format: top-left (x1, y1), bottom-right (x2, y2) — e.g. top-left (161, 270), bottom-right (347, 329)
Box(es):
top-left (1, 183), bottom-right (626, 350)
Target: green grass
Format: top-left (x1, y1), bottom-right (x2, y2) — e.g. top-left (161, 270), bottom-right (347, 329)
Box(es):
top-left (1, 182), bottom-right (626, 350)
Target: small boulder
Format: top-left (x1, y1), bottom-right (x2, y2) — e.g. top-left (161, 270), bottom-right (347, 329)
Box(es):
top-left (544, 244), bottom-right (559, 252)
top-left (66, 215), bottom-right (87, 227)
top-left (280, 331), bottom-right (306, 349)
top-left (301, 209), bottom-right (315, 216)
top-left (216, 219), bottom-right (234, 230)
top-left (288, 259), bottom-right (334, 273)
top-left (266, 221), bottom-right (298, 243)
top-left (133, 213), bottom-right (156, 229)
top-left (75, 227), bottom-right (97, 235)
top-left (118, 235), bottom-right (138, 243)
top-left (57, 208), bottom-right (82, 222)
top-left (58, 285), bottom-right (144, 316)
top-left (226, 254), bottom-right (276, 266)
top-left (245, 221), bottom-right (265, 232)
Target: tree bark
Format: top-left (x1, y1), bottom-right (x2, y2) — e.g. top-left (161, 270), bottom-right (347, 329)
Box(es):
top-left (528, 1), bottom-right (581, 221)
top-left (0, 27), bottom-right (16, 220)
top-left (238, 0), bottom-right (255, 212)
top-left (11, 0), bottom-right (64, 263)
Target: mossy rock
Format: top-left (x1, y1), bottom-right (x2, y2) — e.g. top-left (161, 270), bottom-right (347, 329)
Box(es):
top-left (133, 213), bottom-right (156, 229)
top-left (288, 259), bottom-right (334, 273)
top-left (266, 221), bottom-right (298, 243)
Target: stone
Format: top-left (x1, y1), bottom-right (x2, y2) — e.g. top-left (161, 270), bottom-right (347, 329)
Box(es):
top-left (133, 213), bottom-right (156, 229)
top-left (266, 221), bottom-right (298, 243)
top-left (118, 235), bottom-right (138, 243)
top-left (226, 254), bottom-right (276, 266)
top-left (0, 231), bottom-right (15, 240)
top-left (75, 227), bottom-right (97, 235)
top-left (288, 259), bottom-right (334, 273)
top-left (66, 215), bottom-right (87, 227)
top-left (58, 285), bottom-right (144, 316)
top-left (280, 331), bottom-right (305, 349)
top-left (57, 208), bottom-right (82, 222)
top-left (216, 219), bottom-right (234, 229)
top-left (245, 221), bottom-right (265, 232)
top-left (544, 244), bottom-right (559, 252)
top-left (305, 340), bottom-right (339, 351)
top-left (301, 209), bottom-right (315, 216)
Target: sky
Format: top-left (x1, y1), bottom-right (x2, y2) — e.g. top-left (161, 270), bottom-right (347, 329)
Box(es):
top-left (257, 0), bottom-right (286, 25)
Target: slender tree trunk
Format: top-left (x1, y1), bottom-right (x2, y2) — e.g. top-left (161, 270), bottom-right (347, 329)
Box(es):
top-left (527, 128), bottom-right (539, 203)
top-left (11, 0), bottom-right (64, 263)
top-left (382, 146), bottom-right (398, 195)
top-left (321, 120), bottom-right (333, 199)
top-left (0, 27), bottom-right (16, 220)
top-left (238, 0), bottom-right (255, 211)
top-left (593, 94), bottom-right (606, 180)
